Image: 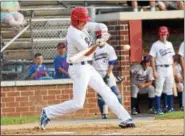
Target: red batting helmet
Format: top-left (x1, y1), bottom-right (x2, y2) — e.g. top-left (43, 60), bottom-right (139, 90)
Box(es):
top-left (158, 26), bottom-right (169, 36)
top-left (71, 7), bottom-right (91, 27)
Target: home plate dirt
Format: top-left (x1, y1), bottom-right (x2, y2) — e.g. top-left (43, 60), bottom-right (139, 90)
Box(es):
top-left (1, 119), bottom-right (184, 135)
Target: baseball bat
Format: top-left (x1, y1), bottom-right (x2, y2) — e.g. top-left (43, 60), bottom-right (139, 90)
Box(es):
top-left (173, 79), bottom-right (178, 97)
top-left (68, 43), bottom-right (99, 64)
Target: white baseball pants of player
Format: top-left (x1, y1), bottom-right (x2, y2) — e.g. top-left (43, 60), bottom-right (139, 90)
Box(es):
top-left (44, 63), bottom-right (131, 122)
top-left (131, 84), bottom-right (155, 98)
top-left (155, 66), bottom-right (174, 96)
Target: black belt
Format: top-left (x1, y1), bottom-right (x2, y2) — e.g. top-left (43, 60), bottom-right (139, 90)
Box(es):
top-left (69, 61), bottom-right (92, 66)
top-left (157, 65), bottom-right (170, 67)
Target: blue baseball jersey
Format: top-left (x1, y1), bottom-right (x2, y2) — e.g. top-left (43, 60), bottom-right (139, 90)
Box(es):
top-left (54, 55), bottom-right (69, 79)
top-left (28, 64), bottom-right (49, 80)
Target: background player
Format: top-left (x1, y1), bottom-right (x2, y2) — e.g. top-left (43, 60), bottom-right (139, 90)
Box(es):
top-left (92, 30), bottom-right (122, 119)
top-left (130, 55), bottom-right (155, 115)
top-left (40, 6), bottom-right (135, 130)
top-left (173, 55), bottom-right (184, 110)
top-left (149, 26), bottom-right (175, 115)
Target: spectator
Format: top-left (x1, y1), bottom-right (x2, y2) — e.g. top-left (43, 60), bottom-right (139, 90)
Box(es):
top-left (127, 1), bottom-right (156, 12)
top-left (0, 0), bottom-right (25, 31)
top-left (54, 42), bottom-right (69, 79)
top-left (28, 53), bottom-right (52, 80)
top-left (157, 1), bottom-right (184, 10)
top-left (173, 55), bottom-right (184, 111)
top-left (130, 56), bottom-right (155, 115)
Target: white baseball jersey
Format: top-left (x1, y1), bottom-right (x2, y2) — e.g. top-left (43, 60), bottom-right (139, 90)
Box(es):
top-left (92, 43), bottom-right (117, 76)
top-left (178, 41), bottom-right (184, 57)
top-left (149, 40), bottom-right (175, 65)
top-left (66, 22), bottom-right (107, 63)
top-left (131, 64), bottom-right (154, 84)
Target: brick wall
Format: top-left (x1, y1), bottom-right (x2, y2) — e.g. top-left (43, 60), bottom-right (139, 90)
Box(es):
top-left (103, 20), bottom-right (131, 111)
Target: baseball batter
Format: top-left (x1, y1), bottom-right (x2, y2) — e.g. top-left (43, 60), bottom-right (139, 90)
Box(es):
top-left (149, 26), bottom-right (175, 115)
top-left (130, 56), bottom-right (155, 115)
top-left (40, 7), bottom-right (135, 130)
top-left (92, 30), bottom-right (122, 119)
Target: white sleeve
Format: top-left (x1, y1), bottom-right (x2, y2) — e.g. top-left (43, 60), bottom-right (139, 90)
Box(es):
top-left (71, 34), bottom-right (89, 51)
top-left (149, 43), bottom-right (157, 57)
top-left (131, 64), bottom-right (140, 74)
top-left (85, 22), bottom-right (108, 32)
top-left (108, 46), bottom-right (117, 61)
top-left (178, 42), bottom-right (184, 57)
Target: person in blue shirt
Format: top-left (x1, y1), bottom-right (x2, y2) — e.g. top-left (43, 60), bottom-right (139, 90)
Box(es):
top-left (28, 53), bottom-right (51, 80)
top-left (54, 42), bottom-right (69, 79)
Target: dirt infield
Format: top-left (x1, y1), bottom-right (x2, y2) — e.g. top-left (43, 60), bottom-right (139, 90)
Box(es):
top-left (1, 119), bottom-right (184, 135)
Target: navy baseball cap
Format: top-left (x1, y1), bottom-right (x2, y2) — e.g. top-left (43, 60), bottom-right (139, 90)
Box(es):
top-left (143, 56), bottom-right (150, 63)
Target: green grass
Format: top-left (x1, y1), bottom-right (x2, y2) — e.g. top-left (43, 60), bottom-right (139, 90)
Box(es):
top-left (1, 116), bottom-right (40, 125)
top-left (155, 111), bottom-right (184, 120)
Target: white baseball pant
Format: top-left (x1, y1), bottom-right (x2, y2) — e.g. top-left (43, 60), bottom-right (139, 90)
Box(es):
top-left (155, 66), bottom-right (174, 96)
top-left (131, 84), bottom-right (155, 98)
top-left (44, 63), bottom-right (131, 122)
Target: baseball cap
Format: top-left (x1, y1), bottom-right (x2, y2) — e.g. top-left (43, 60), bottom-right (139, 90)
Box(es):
top-left (57, 42), bottom-right (66, 49)
top-left (143, 55), bottom-right (150, 63)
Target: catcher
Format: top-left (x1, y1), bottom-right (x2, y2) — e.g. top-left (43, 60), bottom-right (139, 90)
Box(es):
top-left (92, 30), bottom-right (122, 119)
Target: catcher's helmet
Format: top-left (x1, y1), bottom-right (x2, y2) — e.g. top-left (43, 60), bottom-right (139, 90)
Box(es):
top-left (71, 7), bottom-right (91, 27)
top-left (158, 26), bottom-right (169, 36)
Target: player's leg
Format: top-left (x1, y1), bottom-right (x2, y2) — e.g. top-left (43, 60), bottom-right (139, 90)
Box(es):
top-left (165, 67), bottom-right (175, 112)
top-left (162, 84), bottom-right (168, 113)
top-left (145, 85), bottom-right (156, 114)
top-left (97, 94), bottom-right (107, 119)
top-left (155, 68), bottom-right (166, 114)
top-left (177, 83), bottom-right (184, 110)
top-left (131, 84), bottom-right (139, 115)
top-left (40, 65), bottom-right (90, 129)
top-left (108, 74), bottom-right (122, 104)
top-left (88, 65), bottom-right (135, 128)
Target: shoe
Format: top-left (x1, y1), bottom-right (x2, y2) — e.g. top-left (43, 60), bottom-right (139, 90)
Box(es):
top-left (156, 109), bottom-right (164, 115)
top-left (102, 114), bottom-right (108, 119)
top-left (131, 108), bottom-right (138, 115)
top-left (168, 108), bottom-right (175, 113)
top-left (40, 109), bottom-right (50, 130)
top-left (119, 119), bottom-right (136, 128)
top-left (163, 107), bottom-right (168, 113)
top-left (180, 107), bottom-right (184, 111)
top-left (148, 108), bottom-right (157, 114)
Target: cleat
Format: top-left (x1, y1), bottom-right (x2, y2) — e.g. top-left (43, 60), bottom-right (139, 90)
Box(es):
top-left (131, 108), bottom-right (138, 115)
top-left (102, 114), bottom-right (108, 119)
top-left (163, 107), bottom-right (168, 113)
top-left (119, 119), bottom-right (136, 128)
top-left (168, 108), bottom-right (175, 113)
top-left (148, 108), bottom-right (157, 114)
top-left (156, 109), bottom-right (164, 115)
top-left (40, 109), bottom-right (50, 130)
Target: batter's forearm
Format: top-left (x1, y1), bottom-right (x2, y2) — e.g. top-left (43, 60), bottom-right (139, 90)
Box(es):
top-left (84, 44), bottom-right (99, 56)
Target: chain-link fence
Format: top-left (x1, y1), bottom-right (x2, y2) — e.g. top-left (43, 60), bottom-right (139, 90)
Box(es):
top-left (31, 18), bottom-right (70, 60)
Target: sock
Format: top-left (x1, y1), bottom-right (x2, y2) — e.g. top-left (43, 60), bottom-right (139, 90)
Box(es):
top-left (111, 86), bottom-right (122, 104)
top-left (131, 97), bottom-right (137, 109)
top-left (150, 7), bottom-right (155, 11)
top-left (178, 92), bottom-right (183, 108)
top-left (148, 98), bottom-right (155, 109)
top-left (155, 96), bottom-right (161, 111)
top-left (162, 93), bottom-right (168, 109)
top-left (167, 95), bottom-right (174, 110)
top-left (97, 95), bottom-right (105, 115)
top-left (133, 8), bottom-right (138, 12)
